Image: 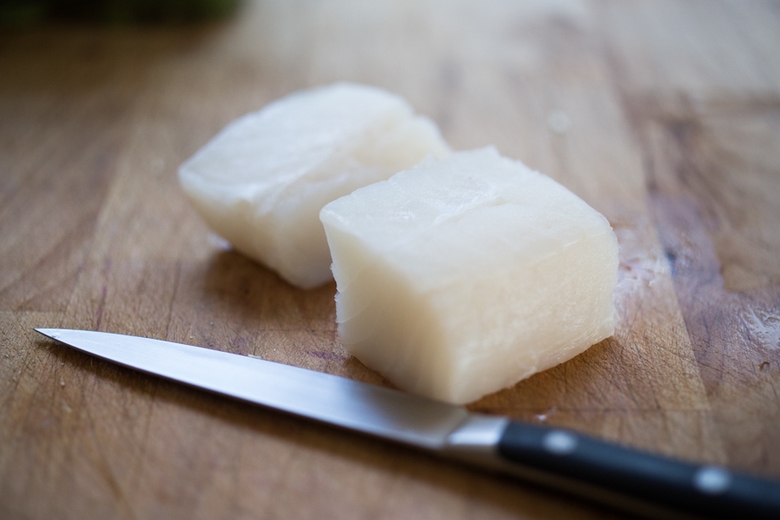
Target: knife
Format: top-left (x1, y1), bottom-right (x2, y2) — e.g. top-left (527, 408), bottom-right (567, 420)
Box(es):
top-left (35, 328), bottom-right (780, 519)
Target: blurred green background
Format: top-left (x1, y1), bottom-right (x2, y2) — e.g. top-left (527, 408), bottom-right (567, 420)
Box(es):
top-left (0, 0), bottom-right (241, 26)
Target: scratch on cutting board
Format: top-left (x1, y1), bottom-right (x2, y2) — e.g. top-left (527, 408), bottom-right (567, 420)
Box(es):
top-left (306, 349), bottom-right (348, 362)
top-left (94, 258), bottom-right (111, 330)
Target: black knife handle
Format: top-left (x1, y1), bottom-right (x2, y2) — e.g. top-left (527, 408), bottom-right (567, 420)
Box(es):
top-left (497, 422), bottom-right (780, 519)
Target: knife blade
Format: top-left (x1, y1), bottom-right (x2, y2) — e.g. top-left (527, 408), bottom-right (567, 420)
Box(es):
top-left (35, 328), bottom-right (780, 519)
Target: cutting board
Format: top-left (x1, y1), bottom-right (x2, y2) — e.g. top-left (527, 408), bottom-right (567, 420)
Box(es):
top-left (2, 1), bottom-right (779, 518)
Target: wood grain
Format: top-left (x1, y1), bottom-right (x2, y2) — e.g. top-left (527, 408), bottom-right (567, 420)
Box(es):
top-left (1, 1), bottom-right (779, 518)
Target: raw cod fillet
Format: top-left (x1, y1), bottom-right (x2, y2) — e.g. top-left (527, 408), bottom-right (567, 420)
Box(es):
top-left (178, 83), bottom-right (450, 288)
top-left (320, 147), bottom-right (619, 404)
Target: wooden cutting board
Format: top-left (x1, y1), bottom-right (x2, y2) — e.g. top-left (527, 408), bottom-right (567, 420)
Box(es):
top-left (2, 1), bottom-right (779, 518)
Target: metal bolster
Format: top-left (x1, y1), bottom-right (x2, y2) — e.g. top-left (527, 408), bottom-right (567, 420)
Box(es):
top-left (442, 414), bottom-right (510, 468)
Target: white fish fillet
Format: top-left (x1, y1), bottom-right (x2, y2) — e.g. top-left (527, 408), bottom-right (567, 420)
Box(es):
top-left (178, 83), bottom-right (450, 288)
top-left (320, 147), bottom-right (619, 404)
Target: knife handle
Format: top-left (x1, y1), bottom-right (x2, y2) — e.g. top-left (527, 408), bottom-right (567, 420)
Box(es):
top-left (496, 422), bottom-right (780, 519)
